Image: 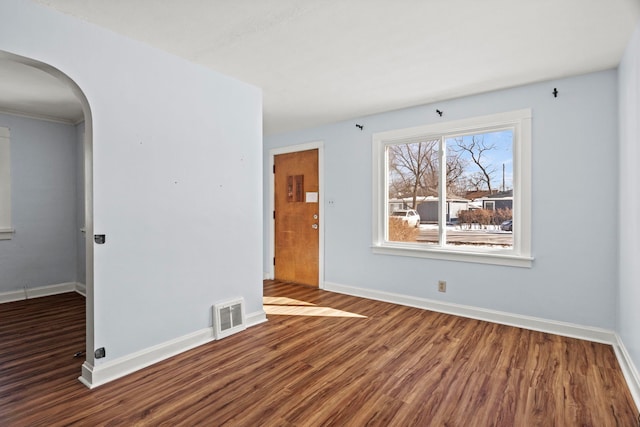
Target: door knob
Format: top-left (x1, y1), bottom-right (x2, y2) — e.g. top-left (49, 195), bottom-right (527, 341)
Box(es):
top-left (312, 224), bottom-right (318, 229)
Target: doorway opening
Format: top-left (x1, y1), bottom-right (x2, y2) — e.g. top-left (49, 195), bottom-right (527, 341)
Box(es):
top-left (0, 51), bottom-right (94, 376)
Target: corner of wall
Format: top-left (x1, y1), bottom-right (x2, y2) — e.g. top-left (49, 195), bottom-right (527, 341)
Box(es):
top-left (614, 334), bottom-right (640, 411)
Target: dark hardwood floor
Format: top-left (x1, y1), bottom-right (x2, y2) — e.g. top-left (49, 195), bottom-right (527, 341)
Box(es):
top-left (0, 280), bottom-right (637, 426)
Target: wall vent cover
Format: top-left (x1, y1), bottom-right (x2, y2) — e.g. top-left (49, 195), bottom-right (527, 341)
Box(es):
top-left (213, 298), bottom-right (245, 340)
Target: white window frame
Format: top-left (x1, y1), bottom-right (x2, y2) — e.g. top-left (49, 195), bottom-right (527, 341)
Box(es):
top-left (372, 109), bottom-right (532, 268)
top-left (0, 126), bottom-right (12, 240)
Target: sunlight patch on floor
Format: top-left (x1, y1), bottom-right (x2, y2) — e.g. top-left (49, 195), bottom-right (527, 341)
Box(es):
top-left (263, 296), bottom-right (367, 318)
top-left (263, 296), bottom-right (316, 306)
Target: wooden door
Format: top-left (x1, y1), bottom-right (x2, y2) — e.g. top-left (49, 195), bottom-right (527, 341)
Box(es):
top-left (274, 149), bottom-right (319, 287)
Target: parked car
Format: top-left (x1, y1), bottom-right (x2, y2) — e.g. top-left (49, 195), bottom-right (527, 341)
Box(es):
top-left (500, 219), bottom-right (513, 231)
top-left (391, 209), bottom-right (420, 227)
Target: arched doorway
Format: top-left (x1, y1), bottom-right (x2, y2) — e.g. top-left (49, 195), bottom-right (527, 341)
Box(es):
top-left (0, 50), bottom-right (94, 376)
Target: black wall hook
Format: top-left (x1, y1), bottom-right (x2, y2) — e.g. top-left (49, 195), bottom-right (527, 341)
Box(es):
top-left (436, 109), bottom-right (443, 117)
top-left (553, 88), bottom-right (558, 98)
top-left (355, 124), bottom-right (364, 130)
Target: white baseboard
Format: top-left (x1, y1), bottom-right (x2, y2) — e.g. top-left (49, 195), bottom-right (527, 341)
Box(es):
top-left (79, 309), bottom-right (269, 389)
top-left (324, 281), bottom-right (617, 345)
top-left (246, 309), bottom-right (268, 327)
top-left (79, 327), bottom-right (216, 389)
top-left (0, 282), bottom-right (79, 303)
top-left (613, 334), bottom-right (640, 410)
top-left (75, 282), bottom-right (86, 297)
top-left (263, 272), bottom-right (274, 280)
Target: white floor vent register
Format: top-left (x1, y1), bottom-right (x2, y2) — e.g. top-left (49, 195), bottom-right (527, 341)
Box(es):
top-left (213, 298), bottom-right (246, 340)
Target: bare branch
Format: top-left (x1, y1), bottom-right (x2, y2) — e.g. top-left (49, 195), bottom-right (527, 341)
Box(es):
top-left (451, 135), bottom-right (497, 193)
top-left (388, 140), bottom-right (438, 208)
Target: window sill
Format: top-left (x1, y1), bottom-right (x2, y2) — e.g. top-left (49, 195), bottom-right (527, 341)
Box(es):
top-left (0, 227), bottom-right (15, 240)
top-left (372, 243), bottom-right (533, 268)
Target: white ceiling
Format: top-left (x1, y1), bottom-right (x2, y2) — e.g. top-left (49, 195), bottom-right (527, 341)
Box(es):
top-left (3, 0), bottom-right (639, 133)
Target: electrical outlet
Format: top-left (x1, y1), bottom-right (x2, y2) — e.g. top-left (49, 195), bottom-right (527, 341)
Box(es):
top-left (438, 280), bottom-right (447, 292)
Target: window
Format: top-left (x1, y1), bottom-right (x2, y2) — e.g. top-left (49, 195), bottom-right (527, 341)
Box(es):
top-left (0, 126), bottom-right (12, 240)
top-left (372, 110), bottom-right (532, 267)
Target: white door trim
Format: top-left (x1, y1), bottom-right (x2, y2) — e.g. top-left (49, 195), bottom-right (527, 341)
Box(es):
top-left (268, 141), bottom-right (325, 288)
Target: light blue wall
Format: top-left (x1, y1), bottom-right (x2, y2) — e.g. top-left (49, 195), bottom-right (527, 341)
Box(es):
top-left (265, 70), bottom-right (618, 330)
top-left (619, 21), bottom-right (640, 384)
top-left (0, 113), bottom-right (79, 292)
top-left (75, 121), bottom-right (86, 286)
top-left (1, 0), bottom-right (263, 367)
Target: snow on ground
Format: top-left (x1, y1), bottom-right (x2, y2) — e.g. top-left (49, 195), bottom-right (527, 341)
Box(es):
top-left (418, 223), bottom-right (511, 234)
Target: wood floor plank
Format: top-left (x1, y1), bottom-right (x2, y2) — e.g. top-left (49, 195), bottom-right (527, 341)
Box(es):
top-left (0, 281), bottom-right (637, 426)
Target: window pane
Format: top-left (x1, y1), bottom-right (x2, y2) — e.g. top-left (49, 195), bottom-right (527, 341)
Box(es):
top-left (387, 139), bottom-right (439, 244)
top-left (445, 130), bottom-right (513, 248)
